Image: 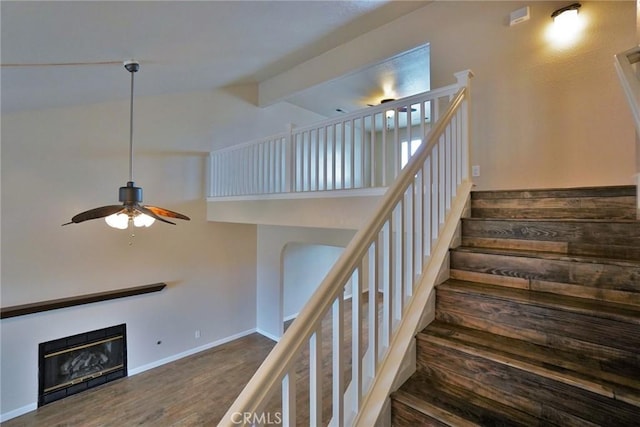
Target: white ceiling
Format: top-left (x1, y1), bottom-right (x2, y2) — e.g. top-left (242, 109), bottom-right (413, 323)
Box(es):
top-left (1, 1), bottom-right (429, 114)
top-left (286, 44), bottom-right (430, 117)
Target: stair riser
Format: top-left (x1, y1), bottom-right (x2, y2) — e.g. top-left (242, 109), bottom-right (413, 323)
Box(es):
top-left (450, 251), bottom-right (640, 302)
top-left (391, 400), bottom-right (448, 427)
top-left (471, 196), bottom-right (636, 220)
top-left (471, 186), bottom-right (636, 201)
top-left (417, 341), bottom-right (640, 426)
top-left (435, 289), bottom-right (640, 363)
top-left (461, 238), bottom-right (640, 262)
top-left (451, 269), bottom-right (640, 307)
top-left (422, 324), bottom-right (640, 392)
top-left (462, 220), bottom-right (640, 260)
top-left (436, 309), bottom-right (640, 375)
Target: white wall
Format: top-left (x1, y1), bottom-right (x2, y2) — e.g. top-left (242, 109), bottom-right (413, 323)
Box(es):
top-left (283, 243), bottom-right (344, 320)
top-left (263, 1), bottom-right (637, 190)
top-left (256, 225), bottom-right (355, 340)
top-left (0, 87), bottom-right (322, 419)
top-left (207, 191), bottom-right (385, 229)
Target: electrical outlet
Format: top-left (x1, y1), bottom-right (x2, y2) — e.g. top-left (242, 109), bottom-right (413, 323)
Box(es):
top-left (472, 165), bottom-right (481, 177)
top-left (195, 330), bottom-right (201, 339)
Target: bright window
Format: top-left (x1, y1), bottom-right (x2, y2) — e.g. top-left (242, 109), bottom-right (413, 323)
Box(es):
top-left (401, 139), bottom-right (422, 168)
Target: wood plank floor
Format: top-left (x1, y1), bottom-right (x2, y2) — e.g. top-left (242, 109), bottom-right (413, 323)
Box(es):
top-left (3, 333), bottom-right (276, 426)
top-left (3, 295), bottom-right (377, 426)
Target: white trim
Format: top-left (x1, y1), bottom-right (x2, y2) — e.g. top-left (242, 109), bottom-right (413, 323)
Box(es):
top-left (0, 403), bottom-right (37, 423)
top-left (128, 328), bottom-right (257, 375)
top-left (207, 187), bottom-right (388, 203)
top-left (283, 313), bottom-right (298, 322)
top-left (256, 328), bottom-right (281, 342)
top-left (614, 46), bottom-right (640, 135)
top-left (636, 173), bottom-right (640, 220)
top-left (0, 328), bottom-right (257, 423)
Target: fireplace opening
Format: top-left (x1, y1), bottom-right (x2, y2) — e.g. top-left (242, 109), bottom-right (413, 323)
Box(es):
top-left (38, 324), bottom-right (127, 406)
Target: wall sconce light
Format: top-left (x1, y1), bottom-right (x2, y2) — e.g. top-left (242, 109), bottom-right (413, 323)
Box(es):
top-left (549, 3), bottom-right (582, 44)
top-left (551, 3), bottom-right (581, 22)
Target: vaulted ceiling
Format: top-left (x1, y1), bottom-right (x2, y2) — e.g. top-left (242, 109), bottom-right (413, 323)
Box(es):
top-left (1, 1), bottom-right (430, 115)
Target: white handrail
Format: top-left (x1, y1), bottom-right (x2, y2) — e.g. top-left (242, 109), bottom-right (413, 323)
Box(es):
top-left (614, 45), bottom-right (640, 135)
top-left (218, 70), bottom-right (473, 426)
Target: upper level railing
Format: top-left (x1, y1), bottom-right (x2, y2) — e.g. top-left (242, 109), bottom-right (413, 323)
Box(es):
top-left (614, 45), bottom-right (640, 135)
top-left (209, 79), bottom-right (466, 199)
top-left (217, 70), bottom-right (473, 426)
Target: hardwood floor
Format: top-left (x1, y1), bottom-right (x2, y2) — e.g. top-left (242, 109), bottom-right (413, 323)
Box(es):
top-left (4, 295), bottom-right (374, 426)
top-left (3, 333), bottom-right (276, 426)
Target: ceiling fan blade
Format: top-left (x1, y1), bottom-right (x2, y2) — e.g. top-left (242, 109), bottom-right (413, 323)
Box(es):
top-left (135, 206), bottom-right (176, 225)
top-left (63, 205), bottom-right (124, 225)
top-left (144, 205), bottom-right (191, 221)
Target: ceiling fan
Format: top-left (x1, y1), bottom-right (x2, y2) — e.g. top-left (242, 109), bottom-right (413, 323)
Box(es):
top-left (63, 60), bottom-right (190, 229)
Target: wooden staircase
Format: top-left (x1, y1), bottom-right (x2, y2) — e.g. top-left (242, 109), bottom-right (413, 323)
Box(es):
top-left (391, 185), bottom-right (640, 426)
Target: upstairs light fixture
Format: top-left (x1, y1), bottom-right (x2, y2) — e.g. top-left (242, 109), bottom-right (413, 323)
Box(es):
top-left (63, 61), bottom-right (190, 229)
top-left (551, 3), bottom-right (581, 23)
top-left (549, 3), bottom-right (582, 45)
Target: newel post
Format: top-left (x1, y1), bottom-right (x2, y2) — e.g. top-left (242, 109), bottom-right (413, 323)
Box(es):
top-left (454, 69), bottom-right (474, 181)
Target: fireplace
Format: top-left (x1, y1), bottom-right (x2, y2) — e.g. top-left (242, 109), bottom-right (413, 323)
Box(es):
top-left (38, 324), bottom-right (127, 406)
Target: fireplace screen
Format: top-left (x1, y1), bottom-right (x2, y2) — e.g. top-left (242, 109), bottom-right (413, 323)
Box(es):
top-left (38, 324), bottom-right (127, 406)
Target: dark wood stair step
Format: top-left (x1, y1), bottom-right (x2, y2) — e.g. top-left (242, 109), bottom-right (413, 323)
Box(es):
top-left (392, 372), bottom-right (540, 427)
top-left (471, 185), bottom-right (636, 201)
top-left (450, 247), bottom-right (640, 305)
top-left (416, 334), bottom-right (640, 426)
top-left (436, 280), bottom-right (640, 364)
top-left (419, 321), bottom-right (640, 407)
top-left (461, 218), bottom-right (640, 261)
top-left (439, 280), bottom-right (640, 325)
top-left (470, 186), bottom-right (636, 220)
top-left (471, 192), bottom-right (636, 220)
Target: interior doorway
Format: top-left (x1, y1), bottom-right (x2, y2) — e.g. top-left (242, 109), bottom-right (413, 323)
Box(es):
top-left (282, 243), bottom-right (345, 324)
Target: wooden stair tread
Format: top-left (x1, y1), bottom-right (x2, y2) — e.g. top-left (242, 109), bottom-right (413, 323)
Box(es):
top-left (464, 217), bottom-right (640, 224)
top-left (440, 280), bottom-right (640, 325)
top-left (471, 185), bottom-right (636, 200)
top-left (419, 321), bottom-right (640, 406)
top-left (393, 372), bottom-right (540, 427)
top-left (453, 245), bottom-right (640, 267)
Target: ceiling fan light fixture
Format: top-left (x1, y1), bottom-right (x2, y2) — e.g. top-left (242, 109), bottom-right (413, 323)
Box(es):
top-left (63, 61), bottom-right (190, 229)
top-left (105, 213), bottom-right (130, 229)
top-left (133, 213), bottom-right (155, 228)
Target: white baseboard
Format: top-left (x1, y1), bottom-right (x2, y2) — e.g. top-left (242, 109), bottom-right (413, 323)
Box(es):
top-left (0, 403), bottom-right (37, 423)
top-left (283, 313), bottom-right (298, 322)
top-left (0, 328), bottom-right (257, 423)
top-left (128, 328), bottom-right (257, 375)
top-left (256, 328), bottom-right (280, 342)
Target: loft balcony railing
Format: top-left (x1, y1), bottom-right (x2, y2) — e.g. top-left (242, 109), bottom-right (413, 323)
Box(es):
top-left (217, 70), bottom-right (473, 426)
top-left (209, 74), bottom-right (470, 199)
